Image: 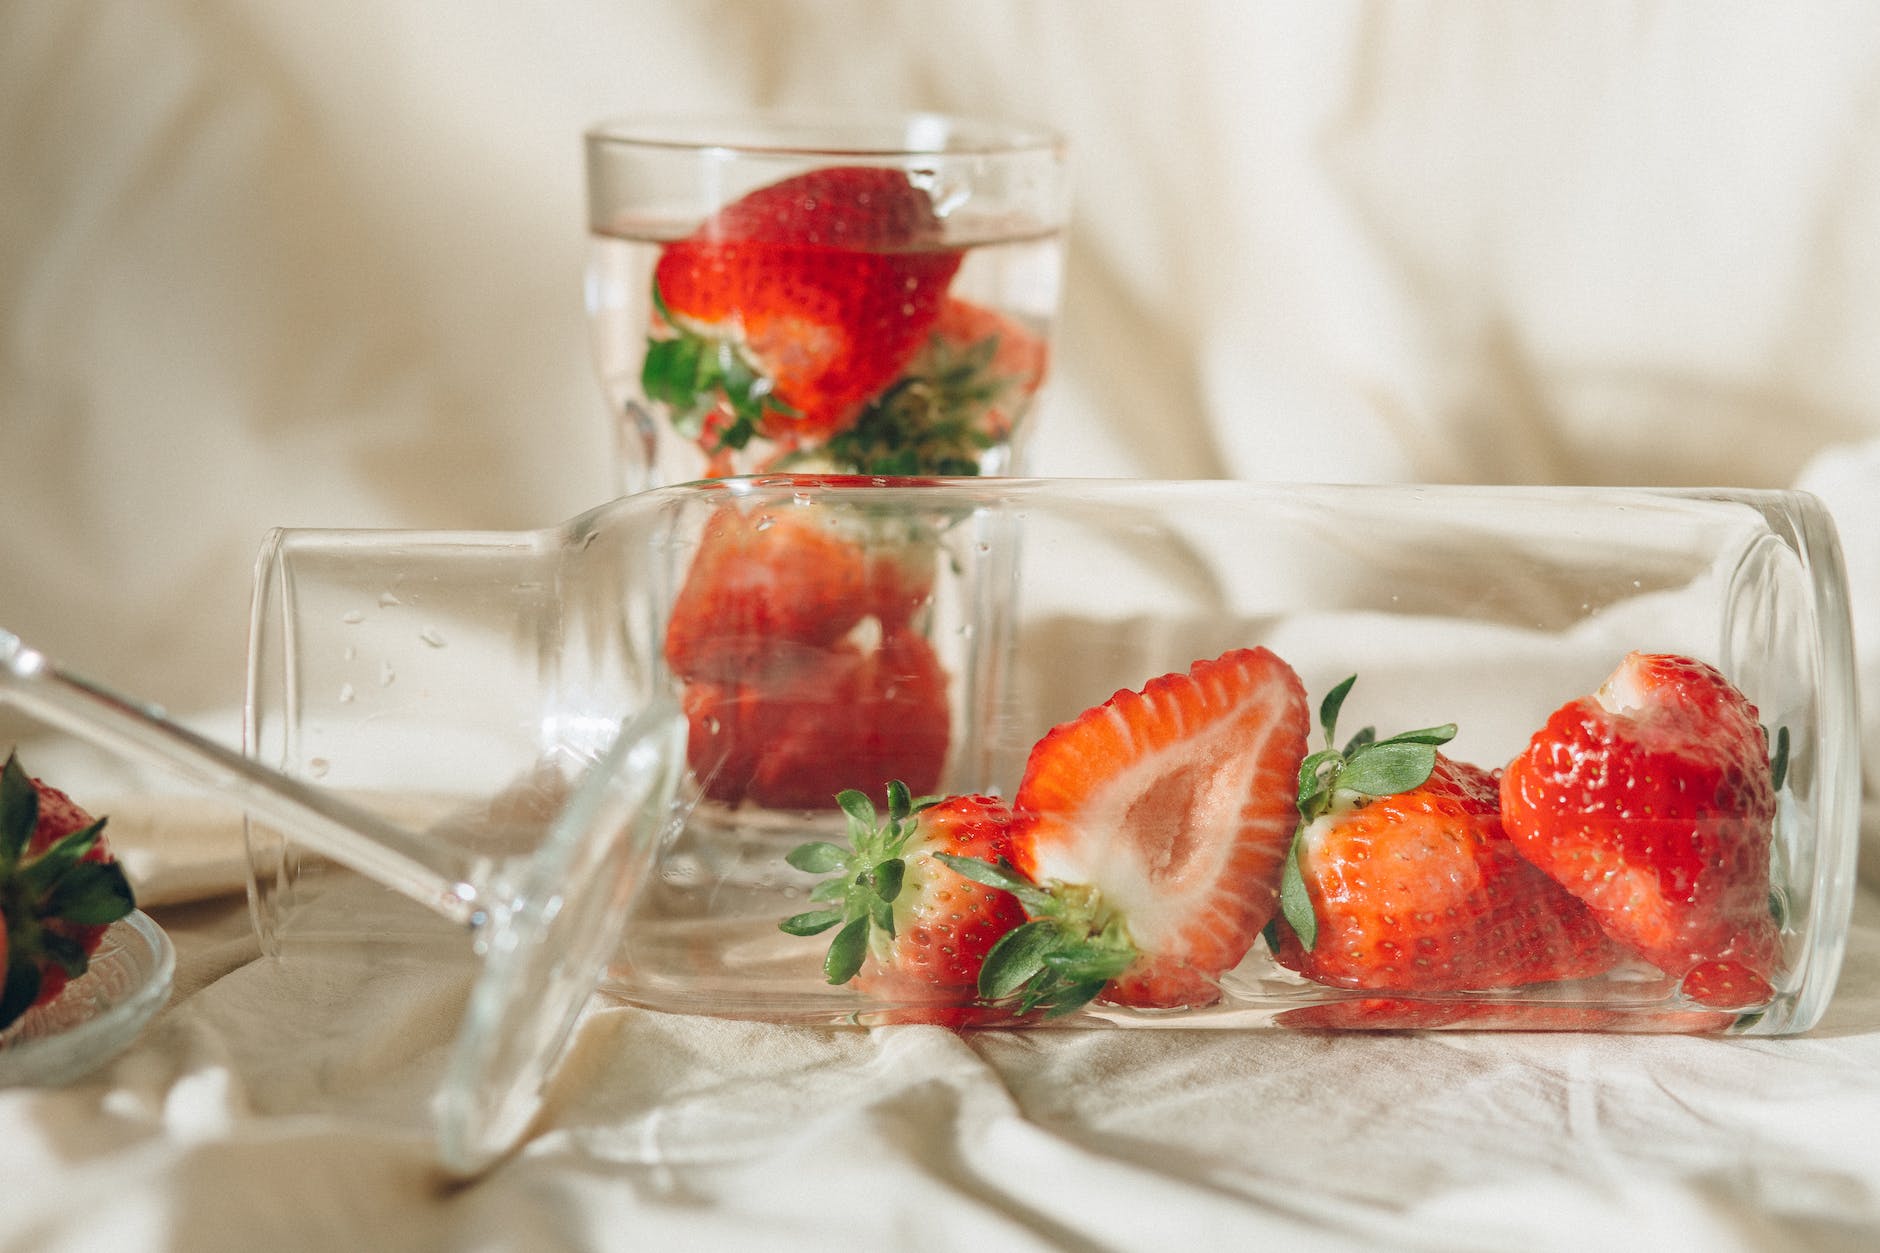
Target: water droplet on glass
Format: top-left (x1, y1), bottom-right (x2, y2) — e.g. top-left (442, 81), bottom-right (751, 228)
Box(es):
top-left (341, 611), bottom-right (364, 625)
top-left (379, 591), bottom-right (402, 608)
top-left (754, 516), bottom-right (774, 532)
top-left (379, 661), bottom-right (396, 687)
top-left (308, 758), bottom-right (330, 779)
top-left (338, 683), bottom-right (356, 704)
top-left (418, 627), bottom-right (446, 649)
top-left (342, 645), bottom-right (356, 662)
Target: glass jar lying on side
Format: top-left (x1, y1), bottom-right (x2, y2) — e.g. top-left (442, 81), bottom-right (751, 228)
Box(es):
top-left (245, 478), bottom-right (1861, 1035)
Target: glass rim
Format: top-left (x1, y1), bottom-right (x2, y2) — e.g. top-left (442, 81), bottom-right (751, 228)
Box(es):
top-left (583, 109), bottom-right (1066, 160)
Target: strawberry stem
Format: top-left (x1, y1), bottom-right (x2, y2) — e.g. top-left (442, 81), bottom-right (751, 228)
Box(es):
top-left (933, 853), bottom-right (1138, 1018)
top-left (777, 781), bottom-right (939, 985)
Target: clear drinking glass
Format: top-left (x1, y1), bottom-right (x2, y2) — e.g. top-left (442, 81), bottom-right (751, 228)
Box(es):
top-left (0, 627), bottom-right (684, 1176)
top-left (245, 478), bottom-right (1860, 1037)
top-left (584, 113), bottom-right (1070, 490)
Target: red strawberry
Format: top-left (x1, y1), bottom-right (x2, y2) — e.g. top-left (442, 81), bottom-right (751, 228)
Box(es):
top-left (920, 297), bottom-right (1048, 443)
top-left (2, 753), bottom-right (136, 1030)
top-left (812, 296), bottom-right (1051, 476)
top-left (664, 508), bottom-right (872, 680)
top-left (684, 627), bottom-right (949, 810)
top-left (1500, 652), bottom-right (1781, 1009)
top-left (645, 166), bottom-right (963, 452)
top-left (780, 784), bottom-right (1026, 1024)
top-left (1272, 751), bottom-right (1620, 992)
top-left (664, 503), bottom-right (937, 680)
top-left (949, 648), bottom-right (1309, 1015)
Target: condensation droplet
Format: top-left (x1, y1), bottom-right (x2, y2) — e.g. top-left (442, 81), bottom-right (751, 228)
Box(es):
top-left (379, 661), bottom-right (396, 687)
top-left (754, 516), bottom-right (774, 532)
top-left (338, 683), bottom-right (356, 704)
top-left (342, 645), bottom-right (356, 662)
top-left (308, 758), bottom-right (331, 779)
top-left (418, 627), bottom-right (446, 649)
top-left (379, 591), bottom-right (402, 608)
top-left (341, 611), bottom-right (364, 625)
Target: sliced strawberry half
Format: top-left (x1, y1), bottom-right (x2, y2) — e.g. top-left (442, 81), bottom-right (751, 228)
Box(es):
top-left (644, 166), bottom-right (964, 451)
top-left (1499, 652), bottom-right (1781, 1008)
top-left (941, 648), bottom-right (1309, 1014)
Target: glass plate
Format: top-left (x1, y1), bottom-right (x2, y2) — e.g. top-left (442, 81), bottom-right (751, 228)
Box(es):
top-left (0, 911), bottom-right (175, 1086)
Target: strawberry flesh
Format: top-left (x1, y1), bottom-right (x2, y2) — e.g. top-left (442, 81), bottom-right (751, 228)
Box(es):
top-left (1499, 653), bottom-right (1780, 1008)
top-left (1274, 755), bottom-right (1620, 992)
top-left (1010, 647), bottom-right (1310, 1009)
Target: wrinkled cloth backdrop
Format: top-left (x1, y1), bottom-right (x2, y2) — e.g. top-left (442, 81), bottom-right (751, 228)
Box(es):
top-left (4, 3), bottom-right (1880, 1250)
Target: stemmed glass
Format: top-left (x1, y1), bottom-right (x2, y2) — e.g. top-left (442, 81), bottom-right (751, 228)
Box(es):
top-left (583, 112), bottom-right (1070, 492)
top-left (0, 628), bottom-right (684, 1176)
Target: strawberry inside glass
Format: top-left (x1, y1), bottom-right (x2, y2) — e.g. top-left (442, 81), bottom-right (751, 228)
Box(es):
top-left (600, 163), bottom-right (1055, 482)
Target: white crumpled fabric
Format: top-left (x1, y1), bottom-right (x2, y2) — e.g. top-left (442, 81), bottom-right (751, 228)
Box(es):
top-left (4, 2), bottom-right (1880, 1249)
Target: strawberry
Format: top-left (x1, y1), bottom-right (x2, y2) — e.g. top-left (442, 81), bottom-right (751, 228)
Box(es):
top-left (1500, 652), bottom-right (1781, 1009)
top-left (1, 752), bottom-right (136, 1031)
top-left (1268, 675), bottom-right (1619, 991)
top-left (780, 783), bottom-right (1026, 1023)
top-left (643, 166), bottom-right (963, 453)
top-left (664, 501), bottom-right (937, 680)
top-left (939, 648), bottom-right (1310, 1015)
top-left (811, 297), bottom-right (1051, 476)
top-left (683, 626), bottom-right (949, 810)
top-left (664, 508), bottom-right (872, 680)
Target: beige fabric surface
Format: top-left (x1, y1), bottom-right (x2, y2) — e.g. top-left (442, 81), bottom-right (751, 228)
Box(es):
top-left (5, 2), bottom-right (1880, 1249)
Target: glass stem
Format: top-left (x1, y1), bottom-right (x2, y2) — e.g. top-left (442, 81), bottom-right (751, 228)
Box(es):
top-left (0, 629), bottom-right (489, 928)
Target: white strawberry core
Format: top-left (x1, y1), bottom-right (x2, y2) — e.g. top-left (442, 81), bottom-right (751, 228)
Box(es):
top-left (1026, 703), bottom-right (1287, 951)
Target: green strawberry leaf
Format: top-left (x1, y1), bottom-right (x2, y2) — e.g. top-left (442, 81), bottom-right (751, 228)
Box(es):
top-left (931, 853), bottom-right (1056, 913)
top-left (868, 894), bottom-right (896, 939)
top-left (0, 751), bottom-right (37, 871)
top-left (1040, 942), bottom-right (1136, 984)
top-left (1770, 725), bottom-right (1791, 792)
top-left (780, 908), bottom-right (845, 937)
top-left (16, 818), bottom-right (108, 897)
top-left (1341, 726), bottom-right (1377, 756)
top-left (785, 841), bottom-right (850, 874)
top-left (977, 920), bottom-right (1061, 1001)
top-left (874, 857), bottom-right (905, 904)
top-left (1279, 829), bottom-right (1317, 951)
top-left (823, 916), bottom-right (871, 985)
top-left (1376, 723), bottom-right (1458, 748)
top-left (0, 962), bottom-right (42, 1032)
top-left (39, 931), bottom-right (90, 978)
top-left (1038, 981), bottom-right (1108, 1019)
top-left (1295, 748), bottom-right (1342, 811)
top-left (1318, 675), bottom-right (1357, 746)
top-left (838, 790), bottom-right (878, 831)
top-left (1337, 741), bottom-right (1440, 799)
top-left (809, 878), bottom-right (847, 903)
top-left (44, 860), bottom-right (134, 926)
